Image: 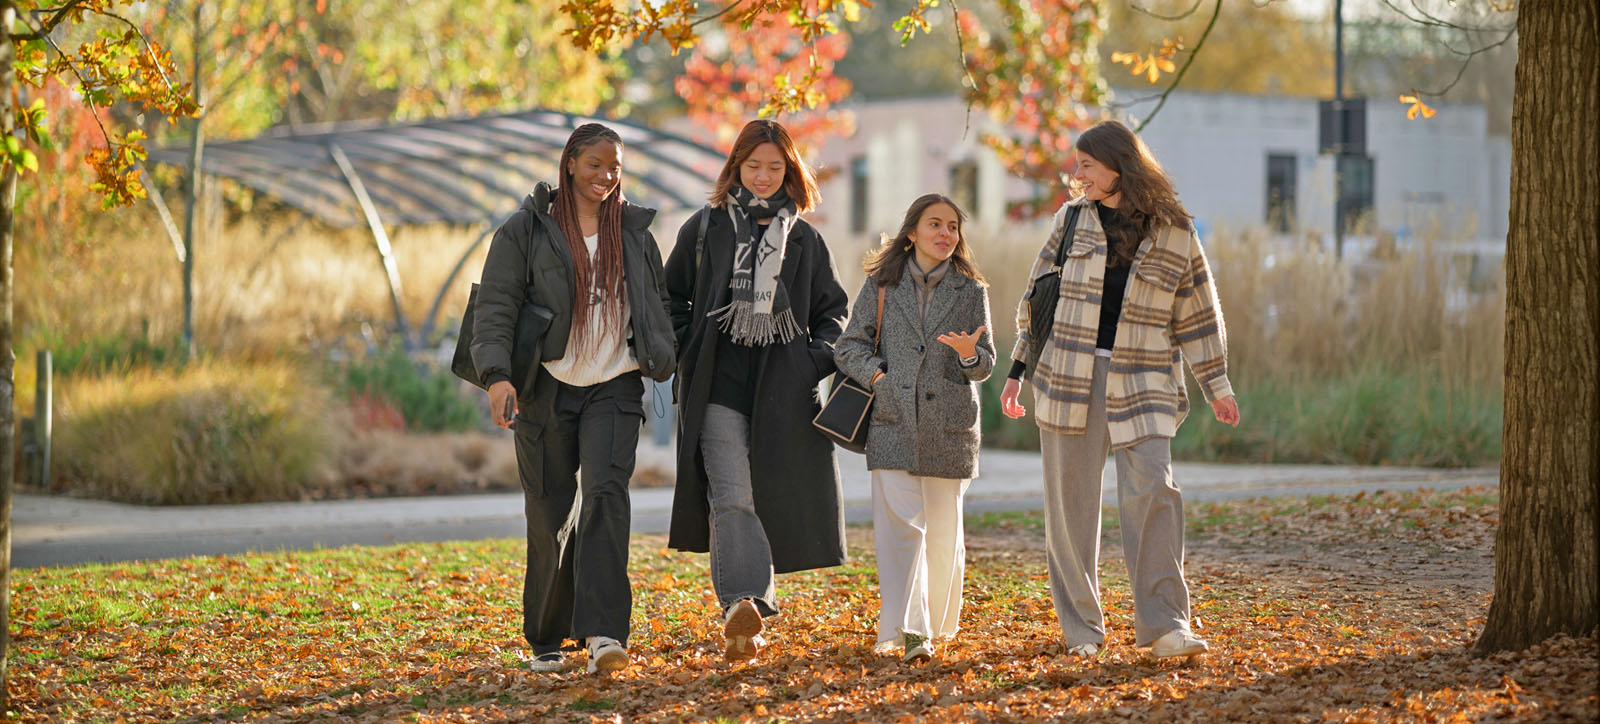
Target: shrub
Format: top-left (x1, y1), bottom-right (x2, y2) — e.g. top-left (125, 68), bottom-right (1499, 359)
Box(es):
top-left (330, 344), bottom-right (482, 433)
top-left (52, 360), bottom-right (341, 504)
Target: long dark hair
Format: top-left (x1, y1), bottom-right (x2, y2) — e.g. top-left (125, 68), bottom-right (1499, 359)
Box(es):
top-left (709, 119), bottom-right (821, 213)
top-left (1073, 120), bottom-right (1193, 265)
top-left (552, 123), bottom-right (625, 354)
top-left (863, 194), bottom-right (986, 287)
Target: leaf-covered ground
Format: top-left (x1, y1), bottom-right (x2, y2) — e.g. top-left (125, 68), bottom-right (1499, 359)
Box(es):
top-left (11, 486), bottom-right (1597, 723)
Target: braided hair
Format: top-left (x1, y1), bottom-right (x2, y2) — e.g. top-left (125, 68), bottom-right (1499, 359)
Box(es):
top-left (551, 123), bottom-right (626, 354)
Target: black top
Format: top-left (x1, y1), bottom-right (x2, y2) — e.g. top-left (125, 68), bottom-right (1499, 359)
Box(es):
top-left (1096, 202), bottom-right (1135, 351)
top-left (709, 331), bottom-right (760, 416)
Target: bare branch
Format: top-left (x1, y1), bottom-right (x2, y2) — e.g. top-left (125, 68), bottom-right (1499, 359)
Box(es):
top-left (691, 0), bottom-right (748, 28)
top-left (1378, 0), bottom-right (1513, 35)
top-left (1133, 0), bottom-right (1221, 134)
top-left (1412, 25), bottom-right (1518, 97)
top-left (949, 0), bottom-right (976, 140)
top-left (1129, 0), bottom-right (1205, 23)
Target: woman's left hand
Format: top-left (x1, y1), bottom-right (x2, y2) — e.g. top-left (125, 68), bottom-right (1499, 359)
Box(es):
top-left (936, 325), bottom-right (988, 359)
top-left (1211, 395), bottom-right (1241, 427)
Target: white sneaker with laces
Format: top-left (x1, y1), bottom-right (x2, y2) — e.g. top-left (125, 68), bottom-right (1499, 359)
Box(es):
top-left (722, 599), bottom-right (764, 662)
top-left (1150, 629), bottom-right (1208, 659)
top-left (528, 651), bottom-right (565, 672)
top-left (586, 636), bottom-right (629, 674)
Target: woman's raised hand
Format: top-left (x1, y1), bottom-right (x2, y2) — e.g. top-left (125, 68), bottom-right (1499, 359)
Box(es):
top-left (936, 325), bottom-right (988, 359)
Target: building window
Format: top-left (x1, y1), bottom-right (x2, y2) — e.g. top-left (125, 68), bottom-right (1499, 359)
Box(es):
top-left (1265, 153), bottom-right (1296, 233)
top-left (1336, 154), bottom-right (1376, 235)
top-left (850, 155), bottom-right (869, 233)
top-left (950, 160), bottom-right (979, 221)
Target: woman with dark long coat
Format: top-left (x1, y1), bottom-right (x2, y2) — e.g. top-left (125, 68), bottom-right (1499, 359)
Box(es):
top-left (664, 119), bottom-right (850, 663)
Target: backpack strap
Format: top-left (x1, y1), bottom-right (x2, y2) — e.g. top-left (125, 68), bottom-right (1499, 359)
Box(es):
top-left (693, 203), bottom-right (712, 273)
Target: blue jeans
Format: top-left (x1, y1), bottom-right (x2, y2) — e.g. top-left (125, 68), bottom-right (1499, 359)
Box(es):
top-left (701, 404), bottom-right (779, 617)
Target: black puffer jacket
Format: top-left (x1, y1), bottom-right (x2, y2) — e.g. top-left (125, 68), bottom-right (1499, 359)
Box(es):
top-left (471, 182), bottom-right (675, 414)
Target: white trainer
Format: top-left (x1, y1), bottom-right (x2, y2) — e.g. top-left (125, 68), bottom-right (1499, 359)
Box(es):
top-left (586, 636), bottom-right (629, 674)
top-left (1150, 629), bottom-right (1208, 659)
top-left (1067, 643), bottom-right (1100, 657)
top-left (723, 599), bottom-right (764, 662)
top-left (528, 651), bottom-right (565, 672)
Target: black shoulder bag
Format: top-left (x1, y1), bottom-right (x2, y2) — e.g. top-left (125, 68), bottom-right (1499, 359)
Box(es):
top-left (812, 283), bottom-right (885, 454)
top-left (1022, 204), bottom-right (1082, 378)
top-left (451, 228), bottom-right (555, 392)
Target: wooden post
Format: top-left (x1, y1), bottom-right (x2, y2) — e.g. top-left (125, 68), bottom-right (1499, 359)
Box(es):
top-left (35, 349), bottom-right (48, 488)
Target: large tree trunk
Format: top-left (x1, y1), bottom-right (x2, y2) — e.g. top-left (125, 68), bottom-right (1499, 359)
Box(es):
top-left (0, 0), bottom-right (16, 709)
top-left (1475, 0), bottom-right (1600, 654)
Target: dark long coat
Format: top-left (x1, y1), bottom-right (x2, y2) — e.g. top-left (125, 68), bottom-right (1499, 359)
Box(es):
top-left (663, 205), bottom-right (850, 574)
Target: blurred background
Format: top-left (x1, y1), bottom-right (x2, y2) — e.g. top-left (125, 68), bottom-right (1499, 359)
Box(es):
top-left (15, 0), bottom-right (1513, 505)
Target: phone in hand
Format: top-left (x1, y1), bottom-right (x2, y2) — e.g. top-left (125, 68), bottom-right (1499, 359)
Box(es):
top-left (502, 396), bottom-right (515, 426)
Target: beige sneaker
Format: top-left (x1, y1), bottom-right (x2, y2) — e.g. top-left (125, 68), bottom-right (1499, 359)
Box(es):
top-left (902, 633), bottom-right (934, 663)
top-left (1067, 643), bottom-right (1100, 658)
top-left (722, 599), bottom-right (764, 662)
top-left (586, 636), bottom-right (629, 674)
top-left (1150, 629), bottom-right (1208, 659)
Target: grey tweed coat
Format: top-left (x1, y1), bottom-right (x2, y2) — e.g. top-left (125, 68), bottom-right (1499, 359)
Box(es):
top-left (833, 265), bottom-right (995, 480)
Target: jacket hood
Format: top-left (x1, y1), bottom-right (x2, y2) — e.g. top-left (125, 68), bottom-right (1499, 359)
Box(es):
top-left (525, 181), bottom-right (657, 231)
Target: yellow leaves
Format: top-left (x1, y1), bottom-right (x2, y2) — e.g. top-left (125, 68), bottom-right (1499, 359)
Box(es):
top-left (1400, 93), bottom-right (1438, 120)
top-left (1112, 37), bottom-right (1183, 83)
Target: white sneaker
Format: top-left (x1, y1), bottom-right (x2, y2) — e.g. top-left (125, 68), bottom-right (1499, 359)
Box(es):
top-left (902, 633), bottom-right (934, 663)
top-left (872, 639), bottom-right (899, 656)
top-left (722, 599), bottom-right (764, 662)
top-left (1067, 643), bottom-right (1100, 658)
top-left (528, 651), bottom-right (565, 672)
top-left (1150, 629), bottom-right (1208, 659)
top-left (586, 636), bottom-right (629, 674)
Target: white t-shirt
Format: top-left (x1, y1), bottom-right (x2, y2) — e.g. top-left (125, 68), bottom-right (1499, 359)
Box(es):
top-left (542, 233), bottom-right (639, 386)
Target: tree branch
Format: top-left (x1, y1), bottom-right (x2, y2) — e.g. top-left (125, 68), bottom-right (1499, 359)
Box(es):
top-left (13, 10), bottom-right (114, 148)
top-left (1413, 25), bottom-right (1518, 97)
top-left (12, 0), bottom-right (92, 40)
top-left (1133, 0), bottom-right (1221, 133)
top-left (691, 0), bottom-right (747, 28)
top-left (949, 0), bottom-right (976, 140)
top-left (1129, 0), bottom-right (1204, 23)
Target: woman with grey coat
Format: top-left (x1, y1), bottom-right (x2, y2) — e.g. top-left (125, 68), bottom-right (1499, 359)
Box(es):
top-left (834, 194), bottom-right (995, 664)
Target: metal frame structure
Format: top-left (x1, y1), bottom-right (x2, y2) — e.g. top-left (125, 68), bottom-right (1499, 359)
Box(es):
top-left (146, 109), bottom-right (725, 344)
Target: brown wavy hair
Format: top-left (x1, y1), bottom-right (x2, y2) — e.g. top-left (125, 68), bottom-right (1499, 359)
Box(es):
top-left (863, 194), bottom-right (986, 287)
top-left (708, 119), bottom-right (821, 213)
top-left (552, 123), bottom-right (625, 354)
top-left (1072, 120), bottom-right (1193, 265)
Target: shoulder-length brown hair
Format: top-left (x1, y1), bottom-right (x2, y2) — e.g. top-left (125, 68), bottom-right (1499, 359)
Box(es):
top-left (863, 194), bottom-right (986, 287)
top-left (1072, 120), bottom-right (1192, 262)
top-left (708, 119), bottom-right (821, 213)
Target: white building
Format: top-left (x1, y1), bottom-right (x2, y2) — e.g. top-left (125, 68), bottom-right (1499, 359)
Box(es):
top-left (803, 91), bottom-right (1510, 255)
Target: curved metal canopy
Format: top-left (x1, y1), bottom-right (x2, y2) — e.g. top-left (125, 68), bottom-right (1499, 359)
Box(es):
top-left (147, 108), bottom-right (726, 227)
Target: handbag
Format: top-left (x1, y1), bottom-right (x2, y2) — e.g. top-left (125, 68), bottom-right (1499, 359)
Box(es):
top-left (451, 281), bottom-right (555, 391)
top-left (1022, 204), bottom-right (1082, 378)
top-left (812, 283), bottom-right (886, 454)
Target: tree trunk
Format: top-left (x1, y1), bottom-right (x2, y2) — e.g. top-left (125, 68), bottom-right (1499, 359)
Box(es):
top-left (0, 1), bottom-right (16, 709)
top-left (1475, 0), bottom-right (1600, 654)
top-left (182, 1), bottom-right (205, 361)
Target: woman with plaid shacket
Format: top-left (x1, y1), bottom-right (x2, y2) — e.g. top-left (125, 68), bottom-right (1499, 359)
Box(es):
top-left (1000, 120), bottom-right (1242, 661)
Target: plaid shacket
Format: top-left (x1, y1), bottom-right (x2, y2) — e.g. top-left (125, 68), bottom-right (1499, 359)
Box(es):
top-left (1010, 197), bottom-right (1233, 448)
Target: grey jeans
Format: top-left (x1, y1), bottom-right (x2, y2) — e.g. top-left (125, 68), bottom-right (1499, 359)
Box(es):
top-left (701, 404), bottom-right (779, 617)
top-left (1038, 355), bottom-right (1193, 648)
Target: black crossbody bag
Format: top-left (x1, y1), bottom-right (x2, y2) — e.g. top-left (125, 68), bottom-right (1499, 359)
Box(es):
top-left (1022, 204), bottom-right (1082, 378)
top-left (451, 226), bottom-right (555, 392)
top-left (812, 283), bottom-right (885, 454)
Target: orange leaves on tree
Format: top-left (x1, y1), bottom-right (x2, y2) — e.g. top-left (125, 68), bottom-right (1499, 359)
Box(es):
top-left (1399, 93), bottom-right (1438, 120)
top-left (1112, 37), bottom-right (1183, 84)
top-left (961, 0), bottom-right (1106, 218)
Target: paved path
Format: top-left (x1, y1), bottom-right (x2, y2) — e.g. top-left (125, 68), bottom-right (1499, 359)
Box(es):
top-left (14, 445), bottom-right (1497, 568)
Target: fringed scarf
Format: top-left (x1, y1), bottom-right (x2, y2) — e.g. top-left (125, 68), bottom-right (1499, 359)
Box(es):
top-left (710, 185), bottom-right (802, 346)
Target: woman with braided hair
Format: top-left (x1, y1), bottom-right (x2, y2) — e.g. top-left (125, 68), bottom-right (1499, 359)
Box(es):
top-left (471, 122), bottom-right (676, 674)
